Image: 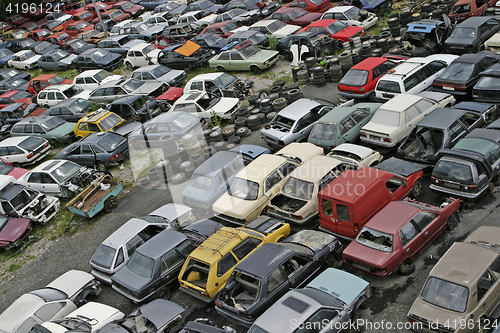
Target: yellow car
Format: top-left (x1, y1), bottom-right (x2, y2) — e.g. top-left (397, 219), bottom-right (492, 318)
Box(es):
top-left (1, 29), bottom-right (28, 41)
top-left (178, 216), bottom-right (290, 302)
top-left (74, 109), bottom-right (125, 138)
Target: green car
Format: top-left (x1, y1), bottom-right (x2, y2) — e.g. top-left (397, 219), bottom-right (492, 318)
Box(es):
top-left (11, 116), bottom-right (76, 144)
top-left (307, 102), bottom-right (382, 150)
top-left (208, 40), bottom-right (280, 74)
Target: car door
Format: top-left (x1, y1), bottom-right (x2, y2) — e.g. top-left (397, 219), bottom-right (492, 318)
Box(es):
top-left (281, 255), bottom-right (313, 288)
top-left (79, 144), bottom-right (97, 166)
top-left (412, 210), bottom-right (442, 251)
top-left (292, 112), bottom-right (316, 143)
top-left (26, 172), bottom-right (58, 194)
top-left (65, 144), bottom-right (85, 164)
top-left (8, 146), bottom-right (27, 164)
top-left (265, 266), bottom-right (290, 305)
top-left (159, 247), bottom-right (186, 287)
top-left (473, 270), bottom-right (499, 319)
top-left (263, 169), bottom-right (283, 203)
top-left (386, 175), bottom-right (408, 200)
top-left (338, 115), bottom-right (357, 144)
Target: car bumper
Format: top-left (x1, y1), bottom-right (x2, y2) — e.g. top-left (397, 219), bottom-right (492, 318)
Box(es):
top-left (112, 284), bottom-right (152, 303)
top-left (429, 183), bottom-right (485, 202)
top-left (338, 90), bottom-right (373, 99)
top-left (90, 268), bottom-right (113, 285)
top-left (29, 198), bottom-right (60, 224)
top-left (179, 285), bottom-right (214, 303)
top-left (182, 197), bottom-right (212, 211)
top-left (360, 136), bottom-right (398, 148)
top-left (430, 87), bottom-right (469, 98)
top-left (267, 209), bottom-right (317, 225)
top-left (25, 145), bottom-right (51, 165)
top-left (215, 305), bottom-right (255, 327)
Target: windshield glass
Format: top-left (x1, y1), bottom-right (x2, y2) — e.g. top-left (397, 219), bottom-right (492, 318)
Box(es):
top-left (21, 51), bottom-right (36, 61)
top-left (228, 177), bottom-right (259, 200)
top-left (189, 174), bottom-right (213, 190)
top-left (11, 91), bottom-right (31, 100)
top-left (91, 49), bottom-right (109, 62)
top-left (282, 177), bottom-right (314, 200)
top-left (70, 98), bottom-right (91, 112)
top-left (240, 44), bottom-right (260, 58)
top-left (35, 42), bottom-right (51, 52)
top-left (214, 73), bottom-right (237, 89)
top-left (98, 113), bottom-right (122, 131)
top-left (345, 6), bottom-right (359, 19)
top-left (439, 62), bottom-right (474, 82)
top-left (150, 65), bottom-right (170, 78)
top-left (370, 109), bottom-right (400, 127)
top-left (53, 318), bottom-right (91, 332)
top-left (0, 163), bottom-right (13, 175)
top-left (75, 22), bottom-right (88, 29)
top-left (94, 70), bottom-right (111, 83)
top-left (142, 44), bottom-right (156, 55)
top-left (327, 20), bottom-right (347, 34)
top-left (122, 79), bottom-right (144, 93)
top-left (421, 277), bottom-right (468, 312)
top-left (204, 33), bottom-right (223, 44)
top-left (98, 133), bottom-right (124, 152)
top-left (249, 33), bottom-right (267, 45)
top-left (268, 20), bottom-right (286, 32)
top-left (10, 79), bottom-right (26, 88)
top-left (377, 80), bottom-right (401, 93)
top-left (50, 161), bottom-right (80, 183)
top-left (19, 136), bottom-right (44, 150)
top-left (2, 69), bottom-right (19, 79)
top-left (433, 159), bottom-right (473, 182)
top-left (450, 27), bottom-right (476, 38)
top-left (71, 40), bottom-right (86, 49)
top-left (122, 2), bottom-right (134, 9)
top-left (41, 117), bottom-right (65, 132)
top-left (451, 3), bottom-right (471, 14)
top-left (127, 251), bottom-right (154, 278)
top-left (0, 215), bottom-right (8, 231)
top-left (356, 226), bottom-right (393, 252)
top-left (475, 76), bottom-right (500, 89)
top-left (339, 69), bottom-right (368, 87)
top-left (51, 51), bottom-right (69, 62)
top-left (310, 123), bottom-right (335, 140)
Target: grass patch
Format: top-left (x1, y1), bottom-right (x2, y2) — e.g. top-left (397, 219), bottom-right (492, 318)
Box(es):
top-left (8, 263), bottom-right (21, 272)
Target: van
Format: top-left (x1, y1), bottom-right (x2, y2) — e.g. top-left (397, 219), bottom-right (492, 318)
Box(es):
top-left (318, 166), bottom-right (421, 239)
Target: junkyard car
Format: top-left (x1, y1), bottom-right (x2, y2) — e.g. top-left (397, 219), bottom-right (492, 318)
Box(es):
top-left (326, 143), bottom-right (382, 168)
top-left (178, 215), bottom-right (291, 302)
top-left (60, 38), bottom-right (97, 55)
top-left (111, 219), bottom-right (222, 303)
top-left (36, 85), bottom-right (91, 108)
top-left (261, 98), bottom-right (335, 149)
top-left (73, 69), bottom-right (123, 91)
top-left (106, 95), bottom-right (170, 122)
top-left (360, 91), bottom-right (455, 148)
top-left (191, 33), bottom-right (228, 52)
top-left (131, 65), bottom-right (187, 87)
top-left (297, 19), bottom-right (365, 43)
top-left (321, 6), bottom-right (378, 29)
top-left (171, 91), bottom-right (239, 119)
top-left (212, 142), bottom-right (323, 224)
top-left (123, 42), bottom-right (162, 68)
top-left (473, 63), bottom-right (500, 104)
top-left (76, 48), bottom-right (124, 71)
top-left (201, 22), bottom-right (239, 38)
top-left (0, 270), bottom-right (101, 333)
top-left (37, 50), bottom-right (78, 71)
top-left (8, 50), bottom-right (42, 69)
top-left (44, 98), bottom-right (92, 122)
top-left (28, 74), bottom-right (72, 95)
top-left (0, 159), bottom-right (28, 179)
top-left (400, 18), bottom-right (454, 57)
top-left (267, 8), bottom-right (322, 27)
top-left (0, 77), bottom-right (28, 95)
top-left (89, 78), bottom-right (166, 104)
top-left (0, 136), bottom-right (51, 166)
top-left (182, 151), bottom-right (245, 211)
top-left (285, 0), bottom-right (332, 12)
top-left (308, 101), bottom-right (381, 150)
top-left (407, 225), bottom-right (500, 333)
top-left (56, 132), bottom-right (129, 171)
top-left (445, 17), bottom-right (500, 54)
top-left (10, 116), bottom-right (76, 144)
top-left (184, 73), bottom-right (253, 99)
top-left (0, 90), bottom-right (33, 109)
top-left (267, 155), bottom-right (350, 225)
top-left (343, 197), bottom-right (461, 276)
top-left (229, 144), bottom-right (271, 166)
top-left (228, 31), bottom-right (269, 49)
top-left (157, 41), bottom-right (214, 71)
top-left (0, 214), bottom-right (31, 250)
top-left (247, 268), bottom-right (370, 333)
top-left (90, 203), bottom-right (194, 283)
top-left (215, 230), bottom-right (343, 326)
top-left (430, 128), bottom-right (500, 201)
top-left (249, 20), bottom-right (300, 39)
top-left (0, 103), bottom-right (43, 125)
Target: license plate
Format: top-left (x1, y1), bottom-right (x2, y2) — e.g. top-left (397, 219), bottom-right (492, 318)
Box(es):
top-left (445, 182), bottom-right (460, 190)
top-left (369, 135), bottom-right (379, 140)
top-left (442, 86), bottom-right (454, 91)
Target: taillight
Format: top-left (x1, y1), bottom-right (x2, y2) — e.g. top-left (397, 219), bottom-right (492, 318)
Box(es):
top-left (354, 223), bottom-right (359, 232)
top-left (27, 153), bottom-right (34, 159)
top-left (461, 184), bottom-right (477, 191)
top-left (330, 146), bottom-right (336, 150)
top-left (110, 153), bottom-right (120, 160)
top-left (455, 85), bottom-right (467, 91)
top-left (267, 205), bottom-right (274, 211)
top-left (431, 176), bottom-right (443, 184)
top-left (383, 137), bottom-right (391, 143)
top-left (44, 143), bottom-right (49, 147)
top-left (278, 140), bottom-right (285, 146)
top-left (360, 132), bottom-right (367, 137)
top-left (291, 214), bottom-right (303, 221)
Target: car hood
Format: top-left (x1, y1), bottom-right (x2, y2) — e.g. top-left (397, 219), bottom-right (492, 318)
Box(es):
top-left (112, 266), bottom-right (152, 293)
top-left (274, 25), bottom-right (300, 38)
top-left (212, 192), bottom-right (262, 217)
top-left (182, 185), bottom-right (211, 202)
top-left (409, 298), bottom-right (466, 331)
top-left (146, 48), bottom-right (162, 60)
top-left (445, 37), bottom-right (475, 46)
top-left (113, 121), bottom-right (141, 136)
top-left (248, 50), bottom-right (279, 62)
top-left (46, 270), bottom-right (96, 298)
top-left (211, 97), bottom-right (239, 113)
top-left (333, 26), bottom-right (363, 40)
top-left (134, 81), bottom-right (164, 94)
top-left (149, 203), bottom-right (191, 221)
top-left (60, 54), bottom-right (78, 65)
top-left (284, 230), bottom-right (336, 253)
top-left (48, 122), bottom-right (78, 136)
top-left (25, 55), bottom-right (42, 64)
top-left (74, 89), bottom-right (91, 100)
top-left (0, 217), bottom-right (30, 244)
top-left (362, 122), bottom-right (398, 136)
top-left (144, 25), bottom-right (164, 35)
top-left (96, 52), bottom-right (122, 64)
top-left (132, 299), bottom-right (184, 329)
top-left (159, 69), bottom-right (186, 82)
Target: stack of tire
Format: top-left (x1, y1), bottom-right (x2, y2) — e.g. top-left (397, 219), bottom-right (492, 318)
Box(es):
top-left (222, 124), bottom-right (241, 145)
top-left (339, 51), bottom-right (353, 74)
top-left (359, 43), bottom-right (372, 60)
top-left (156, 160), bottom-right (174, 187)
top-left (182, 133), bottom-right (205, 171)
top-left (310, 66), bottom-right (326, 87)
top-left (246, 114), bottom-right (262, 131)
top-left (159, 134), bottom-right (184, 184)
top-left (399, 8), bottom-right (411, 26)
top-left (387, 14), bottom-right (401, 37)
top-left (292, 64), bottom-right (306, 82)
top-left (421, 2), bottom-right (432, 18)
top-left (352, 37), bottom-right (362, 49)
top-left (330, 65), bottom-right (343, 83)
top-left (146, 166), bottom-right (161, 189)
top-left (297, 69), bottom-right (309, 84)
top-left (351, 49), bottom-right (360, 65)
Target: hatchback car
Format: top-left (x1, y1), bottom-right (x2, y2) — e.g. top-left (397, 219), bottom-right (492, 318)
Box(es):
top-left (74, 109), bottom-right (138, 138)
top-left (56, 132), bottom-right (129, 171)
top-left (73, 69), bottom-right (123, 92)
top-left (321, 6), bottom-right (378, 29)
top-left (267, 8), bottom-right (322, 27)
top-left (90, 203), bottom-right (194, 283)
top-left (28, 74), bottom-right (73, 95)
top-left (43, 98), bottom-right (92, 122)
top-left (171, 91), bottom-right (240, 119)
top-left (75, 48), bottom-right (123, 71)
top-left (448, 0), bottom-right (487, 24)
top-left (157, 40), bottom-right (214, 71)
top-left (0, 214), bottom-right (31, 250)
top-left (37, 85), bottom-right (90, 108)
top-left (298, 19), bottom-right (365, 43)
top-left (0, 136), bottom-right (50, 166)
top-left (37, 50), bottom-right (78, 71)
top-left (89, 78), bottom-right (166, 104)
top-left (60, 38), bottom-right (96, 55)
top-left (473, 63), bottom-right (500, 104)
top-left (0, 90), bottom-right (33, 110)
top-left (131, 64), bottom-right (187, 87)
top-left (445, 17), bottom-right (500, 54)
top-left (11, 116), bottom-right (76, 144)
top-left (8, 50), bottom-right (41, 69)
top-left (249, 20), bottom-right (300, 39)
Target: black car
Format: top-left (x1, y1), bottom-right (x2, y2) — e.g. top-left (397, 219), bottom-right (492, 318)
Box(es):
top-left (0, 38), bottom-right (37, 54)
top-left (215, 230), bottom-right (343, 327)
top-left (158, 42), bottom-right (215, 71)
top-left (227, 30), bottom-right (269, 48)
top-left (277, 31), bottom-right (337, 62)
top-left (473, 63), bottom-right (500, 104)
top-left (185, 0), bottom-right (222, 16)
top-left (43, 98), bottom-right (92, 122)
top-left (75, 48), bottom-right (124, 71)
top-left (55, 132), bottom-right (129, 170)
top-left (445, 17), bottom-right (500, 54)
top-left (0, 68), bottom-right (30, 82)
top-left (97, 35), bottom-right (145, 56)
top-left (431, 51), bottom-right (500, 99)
top-left (30, 41), bottom-right (59, 56)
top-left (0, 77), bottom-right (29, 95)
top-left (106, 95), bottom-right (170, 122)
top-left (60, 38), bottom-right (97, 55)
top-left (157, 23), bottom-right (200, 44)
top-left (191, 33), bottom-right (227, 52)
top-left (400, 17), bottom-right (453, 57)
top-left (219, 0), bottom-right (280, 17)
top-left (111, 219), bottom-right (222, 303)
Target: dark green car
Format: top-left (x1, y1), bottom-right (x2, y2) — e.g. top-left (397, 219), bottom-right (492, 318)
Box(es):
top-left (11, 116), bottom-right (76, 144)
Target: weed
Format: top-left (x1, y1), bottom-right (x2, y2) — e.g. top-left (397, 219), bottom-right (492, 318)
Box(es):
top-left (208, 110), bottom-right (222, 128)
top-left (269, 36), bottom-right (278, 51)
top-left (316, 58), bottom-right (328, 67)
top-left (9, 263), bottom-right (21, 272)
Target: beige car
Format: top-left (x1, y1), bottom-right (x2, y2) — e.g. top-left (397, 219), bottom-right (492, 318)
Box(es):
top-left (212, 142), bottom-right (323, 224)
top-left (267, 155), bottom-right (352, 225)
top-left (326, 143), bottom-right (383, 168)
top-left (407, 225), bottom-right (500, 333)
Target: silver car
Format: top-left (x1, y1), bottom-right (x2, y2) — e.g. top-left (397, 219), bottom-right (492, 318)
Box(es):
top-left (131, 64), bottom-right (187, 87)
top-left (88, 78), bottom-right (167, 104)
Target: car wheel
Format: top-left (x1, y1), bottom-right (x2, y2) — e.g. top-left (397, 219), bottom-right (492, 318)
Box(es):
top-left (155, 286), bottom-right (171, 300)
top-left (250, 65), bottom-right (262, 74)
top-left (398, 259), bottom-right (415, 276)
top-left (169, 327), bottom-right (183, 333)
top-left (478, 43), bottom-right (485, 52)
top-left (351, 296), bottom-right (367, 321)
top-left (49, 139), bottom-right (58, 146)
top-left (410, 179), bottom-right (422, 198)
top-left (12, 162), bottom-right (21, 168)
top-left (446, 211), bottom-right (461, 231)
top-left (258, 89), bottom-right (270, 99)
top-left (125, 62), bottom-right (133, 69)
top-left (284, 52), bottom-right (293, 62)
top-left (216, 65), bottom-right (225, 72)
top-left (103, 196), bottom-right (118, 213)
top-left (95, 162), bottom-right (107, 171)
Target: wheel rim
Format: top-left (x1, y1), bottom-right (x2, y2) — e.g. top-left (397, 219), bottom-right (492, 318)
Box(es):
top-left (413, 181), bottom-right (422, 197)
top-left (97, 163), bottom-right (106, 171)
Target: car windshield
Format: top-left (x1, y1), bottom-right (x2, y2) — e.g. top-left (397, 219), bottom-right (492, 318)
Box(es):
top-left (91, 49), bottom-right (110, 62)
top-left (377, 80), bottom-right (401, 93)
top-left (41, 117), bottom-right (66, 132)
top-left (421, 277), bottom-right (468, 312)
top-left (204, 33), bottom-right (223, 45)
top-left (127, 251), bottom-right (154, 278)
top-left (439, 62), bottom-right (474, 82)
top-left (339, 69), bottom-right (368, 87)
top-left (121, 2), bottom-right (134, 9)
top-left (70, 40), bottom-right (86, 49)
top-left (290, 8), bottom-right (307, 19)
top-left (98, 133), bottom-right (124, 152)
top-left (11, 91), bottom-right (31, 100)
top-left (94, 70), bottom-right (111, 83)
top-left (189, 174), bottom-right (213, 190)
top-left (239, 44), bottom-right (260, 58)
top-left (75, 22), bottom-right (89, 29)
top-left (70, 98), bottom-right (91, 112)
top-left (98, 113), bottom-right (123, 131)
top-left (110, 10), bottom-right (123, 19)
top-left (310, 123), bottom-right (334, 140)
top-left (2, 69), bottom-right (19, 79)
top-left (19, 136), bottom-right (45, 150)
top-left (52, 51), bottom-right (70, 62)
top-left (35, 42), bottom-right (52, 53)
top-left (53, 318), bottom-right (91, 332)
top-left (282, 177), bottom-right (314, 200)
top-left (268, 20), bottom-right (286, 32)
top-left (10, 79), bottom-right (26, 88)
top-left (142, 44), bottom-right (156, 55)
top-left (122, 79), bottom-right (144, 93)
top-left (0, 50), bottom-right (10, 58)
top-left (451, 3), bottom-right (471, 14)
top-left (228, 177), bottom-right (259, 200)
top-left (150, 65), bottom-right (171, 78)
top-left (0, 163), bottom-right (14, 175)
top-left (213, 73), bottom-right (237, 89)
top-left (433, 159), bottom-right (473, 182)
top-left (249, 33), bottom-right (267, 45)
top-left (356, 226), bottom-right (393, 252)
top-left (222, 22), bottom-right (238, 33)
top-left (450, 27), bottom-right (476, 38)
top-left (454, 137), bottom-right (499, 157)
top-left (370, 109), bottom-right (400, 127)
top-left (344, 6), bottom-right (360, 19)
top-left (475, 76), bottom-right (500, 89)
top-left (327, 20), bottom-right (347, 34)
top-left (20, 51), bottom-right (36, 61)
top-left (364, 0), bottom-right (380, 4)
top-left (0, 215), bottom-right (9, 231)
top-left (50, 161), bottom-right (81, 183)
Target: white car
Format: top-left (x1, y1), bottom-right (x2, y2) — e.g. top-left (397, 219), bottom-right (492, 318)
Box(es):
top-left (174, 10), bottom-right (217, 27)
top-left (8, 50), bottom-right (42, 70)
top-left (35, 302), bottom-right (124, 333)
top-left (109, 19), bottom-right (135, 36)
top-left (0, 270), bottom-right (101, 333)
top-left (17, 160), bottom-right (94, 198)
top-left (90, 203), bottom-right (194, 284)
top-left (0, 136), bottom-right (51, 166)
top-left (146, 13), bottom-right (171, 27)
top-left (124, 42), bottom-right (162, 68)
top-left (131, 64), bottom-right (187, 86)
top-left (360, 91), bottom-right (456, 148)
top-left (72, 69), bottom-right (123, 91)
top-left (326, 143), bottom-right (382, 167)
top-left (171, 91), bottom-right (240, 119)
top-left (249, 19), bottom-right (300, 39)
top-left (374, 54), bottom-right (458, 101)
top-left (321, 6), bottom-right (378, 29)
top-left (183, 72), bottom-right (249, 97)
top-left (37, 84), bottom-right (91, 108)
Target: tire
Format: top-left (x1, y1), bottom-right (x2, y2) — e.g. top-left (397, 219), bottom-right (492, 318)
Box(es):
top-left (284, 51), bottom-right (293, 62)
top-left (216, 65), bottom-right (225, 72)
top-left (169, 326), bottom-right (183, 333)
top-left (250, 65), bottom-right (261, 74)
top-left (446, 211), bottom-right (461, 231)
top-left (411, 179), bottom-right (422, 198)
top-left (125, 62), bottom-right (133, 69)
top-left (104, 196), bottom-right (118, 213)
top-left (171, 172), bottom-right (186, 185)
top-left (154, 286), bottom-right (171, 300)
top-left (247, 94), bottom-right (259, 105)
top-left (228, 135), bottom-right (241, 144)
top-left (398, 260), bottom-right (415, 276)
top-left (234, 117), bottom-right (246, 128)
top-left (258, 89), bottom-right (270, 99)
top-left (488, 182), bottom-right (495, 193)
top-left (95, 162), bottom-right (107, 171)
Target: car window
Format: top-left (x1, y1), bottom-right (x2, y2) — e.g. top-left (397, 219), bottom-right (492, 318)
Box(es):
top-left (337, 204), bottom-right (350, 222)
top-left (278, 162), bottom-right (296, 177)
top-left (403, 73), bottom-right (420, 92)
top-left (386, 177), bottom-right (404, 193)
top-left (414, 100), bottom-right (433, 114)
top-left (297, 308), bottom-right (339, 333)
top-left (264, 170), bottom-right (282, 193)
top-left (412, 211), bottom-right (437, 231)
top-left (219, 166), bottom-right (235, 185)
top-left (449, 121), bottom-right (466, 142)
top-left (322, 199), bottom-right (333, 216)
top-left (477, 271), bottom-right (494, 301)
top-left (177, 239), bottom-right (196, 257)
top-left (115, 248), bottom-right (124, 268)
top-left (351, 109), bottom-right (370, 123)
top-left (267, 267), bottom-right (286, 293)
top-left (17, 317), bottom-right (38, 333)
top-left (28, 172), bottom-right (42, 183)
top-left (477, 57), bottom-right (497, 72)
top-left (232, 237), bottom-right (262, 260)
top-left (160, 249), bottom-right (183, 274)
top-left (405, 105), bottom-right (420, 123)
top-left (217, 252), bottom-right (237, 277)
top-left (9, 146), bottom-right (23, 155)
top-left (293, 113), bottom-right (315, 133)
top-left (427, 61), bottom-right (446, 74)
top-left (399, 221), bottom-right (417, 247)
top-left (319, 172), bottom-right (337, 191)
top-left (33, 302), bottom-right (65, 321)
top-left (339, 117), bottom-right (356, 135)
top-left (125, 234), bottom-right (146, 257)
top-left (218, 52), bottom-right (230, 60)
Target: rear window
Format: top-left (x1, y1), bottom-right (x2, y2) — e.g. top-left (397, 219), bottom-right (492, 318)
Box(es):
top-left (339, 69), bottom-right (368, 87)
top-left (91, 244), bottom-right (116, 269)
top-left (377, 80), bottom-right (401, 93)
top-left (18, 137), bottom-right (45, 151)
top-left (439, 62), bottom-right (474, 82)
top-left (370, 109), bottom-right (400, 127)
top-left (309, 123), bottom-right (335, 140)
top-left (433, 159), bottom-right (473, 183)
top-left (97, 133), bottom-right (124, 152)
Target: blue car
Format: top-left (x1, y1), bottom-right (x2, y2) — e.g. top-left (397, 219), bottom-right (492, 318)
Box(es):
top-left (140, 0), bottom-right (169, 10)
top-left (339, 0), bottom-right (391, 14)
top-left (0, 78), bottom-right (29, 95)
top-left (0, 49), bottom-right (13, 68)
top-left (229, 144), bottom-right (270, 165)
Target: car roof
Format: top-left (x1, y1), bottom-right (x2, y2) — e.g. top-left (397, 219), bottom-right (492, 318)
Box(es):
top-left (28, 159), bottom-right (77, 173)
top-left (416, 107), bottom-right (466, 129)
top-left (16, 115), bottom-right (55, 124)
top-left (0, 294), bottom-right (46, 332)
top-left (75, 69), bottom-right (104, 77)
top-left (456, 16), bottom-right (492, 27)
top-left (128, 42), bottom-right (153, 51)
top-left (187, 73), bottom-right (225, 82)
top-left (137, 229), bottom-right (187, 259)
top-left (325, 5), bottom-right (354, 13)
top-left (133, 64), bottom-right (162, 72)
top-left (276, 98), bottom-right (321, 119)
top-left (235, 243), bottom-right (294, 276)
top-left (455, 51), bottom-right (498, 64)
top-left (364, 200), bottom-right (421, 233)
top-left (307, 268), bottom-right (369, 305)
top-left (0, 136), bottom-right (37, 145)
top-left (110, 95), bottom-right (143, 104)
top-left (317, 102), bottom-right (381, 122)
top-left (452, 101), bottom-right (495, 114)
top-left (352, 57), bottom-right (392, 70)
top-left (237, 154), bottom-right (287, 182)
top-left (305, 19), bottom-right (337, 28)
top-left (102, 217), bottom-right (151, 247)
top-left (332, 143), bottom-right (375, 160)
top-left (1, 103), bottom-right (24, 111)
top-left (32, 74), bottom-right (59, 81)
top-left (288, 155), bottom-right (343, 182)
top-left (81, 131), bottom-right (119, 143)
top-left (42, 84), bottom-right (74, 91)
top-left (463, 128), bottom-right (500, 143)
top-left (193, 151), bottom-right (240, 177)
top-left (230, 30), bottom-right (260, 38)
top-left (80, 109), bottom-right (112, 122)
top-left (381, 94), bottom-right (423, 112)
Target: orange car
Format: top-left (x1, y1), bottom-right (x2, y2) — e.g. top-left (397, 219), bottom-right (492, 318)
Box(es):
top-left (27, 74), bottom-right (72, 95)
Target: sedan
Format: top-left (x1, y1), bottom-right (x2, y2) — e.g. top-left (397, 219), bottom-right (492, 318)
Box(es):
top-left (267, 8), bottom-right (322, 27)
top-left (60, 38), bottom-right (97, 55)
top-left (37, 50), bottom-right (78, 71)
top-left (171, 91), bottom-right (239, 119)
top-left (285, 0), bottom-right (332, 13)
top-left (0, 270), bottom-right (101, 333)
top-left (298, 19), bottom-right (365, 42)
top-left (31, 41), bottom-right (59, 55)
top-left (75, 48), bottom-right (123, 71)
top-left (445, 17), bottom-right (500, 54)
top-left (157, 41), bottom-right (215, 71)
top-left (343, 198), bottom-right (460, 276)
top-left (0, 68), bottom-right (30, 82)
top-left (44, 98), bottom-right (92, 122)
top-left (88, 78), bottom-right (166, 104)
top-left (8, 50), bottom-right (41, 69)
top-left (321, 6), bottom-right (379, 29)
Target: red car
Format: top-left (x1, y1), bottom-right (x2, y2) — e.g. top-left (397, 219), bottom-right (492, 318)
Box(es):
top-left (448, 0), bottom-right (487, 24)
top-left (47, 32), bottom-right (74, 45)
top-left (285, 0), bottom-right (332, 13)
top-left (27, 29), bottom-right (53, 42)
top-left (156, 87), bottom-right (184, 103)
top-left (267, 8), bottom-right (322, 27)
top-left (112, 1), bottom-right (145, 18)
top-left (343, 197), bottom-right (461, 276)
top-left (84, 2), bottom-right (113, 19)
top-left (0, 158), bottom-right (29, 179)
top-left (62, 2), bottom-right (86, 15)
top-left (0, 90), bottom-right (33, 109)
top-left (0, 215), bottom-right (32, 250)
top-left (337, 57), bottom-right (399, 99)
top-left (200, 22), bottom-right (239, 38)
top-left (28, 74), bottom-right (72, 95)
top-left (19, 22), bottom-right (38, 32)
top-left (5, 15), bottom-right (29, 28)
top-left (298, 19), bottom-right (365, 42)
top-left (92, 9), bottom-right (131, 25)
top-left (71, 11), bottom-right (95, 23)
top-left (63, 21), bottom-right (94, 36)
top-left (0, 22), bottom-right (15, 32)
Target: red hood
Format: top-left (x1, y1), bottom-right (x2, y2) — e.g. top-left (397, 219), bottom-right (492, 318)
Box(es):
top-left (18, 98), bottom-right (33, 105)
top-left (0, 218), bottom-right (30, 247)
top-left (294, 13), bottom-right (322, 26)
top-left (343, 239), bottom-right (395, 270)
top-left (333, 25), bottom-right (364, 42)
top-left (8, 166), bottom-right (29, 179)
top-left (156, 87), bottom-right (183, 102)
